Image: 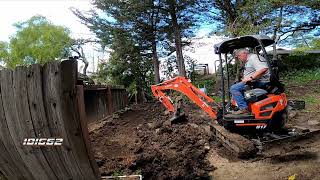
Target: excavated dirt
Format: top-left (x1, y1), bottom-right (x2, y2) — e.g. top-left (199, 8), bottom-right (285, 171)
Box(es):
top-left (88, 81), bottom-right (320, 179)
top-left (89, 102), bottom-right (217, 179)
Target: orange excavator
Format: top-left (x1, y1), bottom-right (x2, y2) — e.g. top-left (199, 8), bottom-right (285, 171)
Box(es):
top-left (152, 35), bottom-right (288, 131)
top-left (151, 35), bottom-right (308, 157)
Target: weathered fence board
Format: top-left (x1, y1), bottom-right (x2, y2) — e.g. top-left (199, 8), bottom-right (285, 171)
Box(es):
top-left (14, 66), bottom-right (55, 179)
top-left (43, 61), bottom-right (83, 179)
top-left (84, 85), bottom-right (128, 122)
top-left (76, 85), bottom-right (101, 178)
top-left (27, 64), bottom-right (70, 179)
top-left (0, 60), bottom-right (100, 180)
top-left (60, 60), bottom-right (97, 179)
top-left (0, 68), bottom-right (35, 180)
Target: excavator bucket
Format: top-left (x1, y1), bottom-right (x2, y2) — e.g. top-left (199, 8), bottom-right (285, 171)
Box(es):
top-left (170, 113), bottom-right (187, 124)
top-left (170, 96), bottom-right (188, 124)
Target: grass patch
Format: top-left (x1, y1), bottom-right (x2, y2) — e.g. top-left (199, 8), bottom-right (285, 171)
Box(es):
top-left (281, 68), bottom-right (320, 86)
top-left (300, 94), bottom-right (320, 104)
top-left (211, 95), bottom-right (222, 103)
top-left (135, 169), bottom-right (142, 175)
top-left (112, 169), bottom-right (124, 177)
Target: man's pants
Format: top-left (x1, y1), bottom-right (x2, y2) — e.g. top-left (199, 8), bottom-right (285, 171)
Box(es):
top-left (230, 81), bottom-right (269, 110)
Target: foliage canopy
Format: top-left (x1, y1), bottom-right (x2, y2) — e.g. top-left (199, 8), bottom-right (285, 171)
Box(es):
top-left (0, 15), bottom-right (72, 68)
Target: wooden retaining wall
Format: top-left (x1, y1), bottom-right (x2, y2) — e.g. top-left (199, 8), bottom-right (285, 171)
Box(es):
top-left (0, 60), bottom-right (100, 180)
top-left (84, 85), bottom-right (128, 122)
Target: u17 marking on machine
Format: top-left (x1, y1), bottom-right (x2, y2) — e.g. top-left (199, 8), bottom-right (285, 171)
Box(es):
top-left (23, 138), bottom-right (63, 146)
top-left (256, 125), bottom-right (267, 129)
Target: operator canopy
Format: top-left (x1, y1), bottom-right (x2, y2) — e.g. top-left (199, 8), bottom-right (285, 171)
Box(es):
top-left (214, 35), bottom-right (274, 54)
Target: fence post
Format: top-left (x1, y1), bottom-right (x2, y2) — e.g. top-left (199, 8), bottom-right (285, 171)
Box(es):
top-left (76, 85), bottom-right (101, 180)
top-left (124, 90), bottom-right (129, 106)
top-left (107, 86), bottom-right (113, 114)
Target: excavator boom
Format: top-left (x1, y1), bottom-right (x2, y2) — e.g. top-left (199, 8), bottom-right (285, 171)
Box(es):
top-left (151, 76), bottom-right (220, 119)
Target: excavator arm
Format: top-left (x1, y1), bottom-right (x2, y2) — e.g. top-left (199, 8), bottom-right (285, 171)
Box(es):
top-left (151, 76), bottom-right (220, 119)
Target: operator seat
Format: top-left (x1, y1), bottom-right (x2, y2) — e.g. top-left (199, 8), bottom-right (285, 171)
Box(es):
top-left (244, 88), bottom-right (268, 103)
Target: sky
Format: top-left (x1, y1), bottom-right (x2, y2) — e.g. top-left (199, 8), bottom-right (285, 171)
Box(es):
top-left (0, 0), bottom-right (95, 41)
top-left (0, 0), bottom-right (290, 75)
top-left (0, 0), bottom-right (104, 73)
top-left (0, 0), bottom-right (218, 74)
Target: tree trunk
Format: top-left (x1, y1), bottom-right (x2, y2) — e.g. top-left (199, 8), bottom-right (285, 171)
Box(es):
top-left (83, 59), bottom-right (89, 75)
top-left (80, 46), bottom-right (89, 75)
top-left (136, 86), bottom-right (147, 104)
top-left (152, 37), bottom-right (161, 83)
top-left (169, 1), bottom-right (186, 77)
top-left (272, 7), bottom-right (283, 61)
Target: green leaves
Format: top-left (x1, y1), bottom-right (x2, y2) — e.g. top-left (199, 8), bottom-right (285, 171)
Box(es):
top-left (0, 15), bottom-right (72, 68)
top-left (213, 0), bottom-right (320, 42)
top-left (0, 41), bottom-right (9, 62)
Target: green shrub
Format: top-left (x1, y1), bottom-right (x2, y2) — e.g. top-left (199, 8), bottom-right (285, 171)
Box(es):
top-left (281, 68), bottom-right (320, 85)
top-left (191, 74), bottom-right (216, 95)
top-left (278, 53), bottom-right (320, 71)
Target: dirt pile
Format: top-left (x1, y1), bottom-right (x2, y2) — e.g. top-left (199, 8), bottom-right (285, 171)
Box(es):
top-left (132, 105), bottom-right (215, 179)
top-left (88, 102), bottom-right (216, 179)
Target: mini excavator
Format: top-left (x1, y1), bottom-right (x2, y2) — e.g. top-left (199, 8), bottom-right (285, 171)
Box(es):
top-left (151, 35), bottom-right (309, 157)
top-left (152, 35), bottom-right (288, 131)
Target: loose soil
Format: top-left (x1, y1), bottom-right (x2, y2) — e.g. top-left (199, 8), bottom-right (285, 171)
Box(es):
top-left (89, 102), bottom-right (216, 179)
top-left (88, 82), bottom-right (320, 179)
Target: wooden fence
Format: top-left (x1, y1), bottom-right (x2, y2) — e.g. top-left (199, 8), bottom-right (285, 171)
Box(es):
top-left (84, 85), bottom-right (128, 122)
top-left (0, 60), bottom-right (100, 180)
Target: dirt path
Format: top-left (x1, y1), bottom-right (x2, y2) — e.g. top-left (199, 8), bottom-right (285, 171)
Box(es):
top-left (208, 137), bottom-right (320, 180)
top-left (209, 149), bottom-right (320, 180)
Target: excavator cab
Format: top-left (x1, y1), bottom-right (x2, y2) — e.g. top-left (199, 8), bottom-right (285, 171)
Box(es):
top-left (151, 35), bottom-right (288, 132)
top-left (214, 35), bottom-right (288, 130)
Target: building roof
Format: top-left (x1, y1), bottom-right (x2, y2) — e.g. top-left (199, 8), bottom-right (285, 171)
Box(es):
top-left (267, 49), bottom-right (320, 55)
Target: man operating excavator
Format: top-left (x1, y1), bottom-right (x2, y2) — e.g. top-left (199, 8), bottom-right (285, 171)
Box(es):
top-left (230, 49), bottom-right (271, 115)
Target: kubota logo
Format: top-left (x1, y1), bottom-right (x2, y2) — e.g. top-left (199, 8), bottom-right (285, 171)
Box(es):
top-left (23, 138), bottom-right (63, 146)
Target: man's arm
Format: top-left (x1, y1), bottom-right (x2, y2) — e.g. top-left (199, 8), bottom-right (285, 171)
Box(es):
top-left (242, 68), bottom-right (268, 83)
top-left (242, 54), bottom-right (269, 83)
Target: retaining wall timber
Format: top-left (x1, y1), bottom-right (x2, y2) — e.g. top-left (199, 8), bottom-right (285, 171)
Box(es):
top-left (0, 60), bottom-right (100, 180)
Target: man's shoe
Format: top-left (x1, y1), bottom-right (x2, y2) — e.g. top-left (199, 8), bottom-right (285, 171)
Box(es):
top-left (231, 109), bottom-right (250, 115)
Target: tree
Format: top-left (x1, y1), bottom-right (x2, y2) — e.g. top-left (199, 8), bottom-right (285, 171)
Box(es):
top-left (210, 0), bottom-right (320, 40)
top-left (296, 38), bottom-right (320, 51)
top-left (262, 1), bottom-right (320, 59)
top-left (209, 0), bottom-right (320, 62)
top-left (0, 15), bottom-right (72, 68)
top-left (73, 0), bottom-right (211, 80)
top-left (209, 0), bottom-right (270, 37)
top-left (72, 0), bottom-right (162, 83)
top-left (309, 38), bottom-right (320, 50)
top-left (0, 42), bottom-right (9, 64)
top-left (158, 0), bottom-right (211, 76)
top-left (98, 28), bottom-right (153, 102)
